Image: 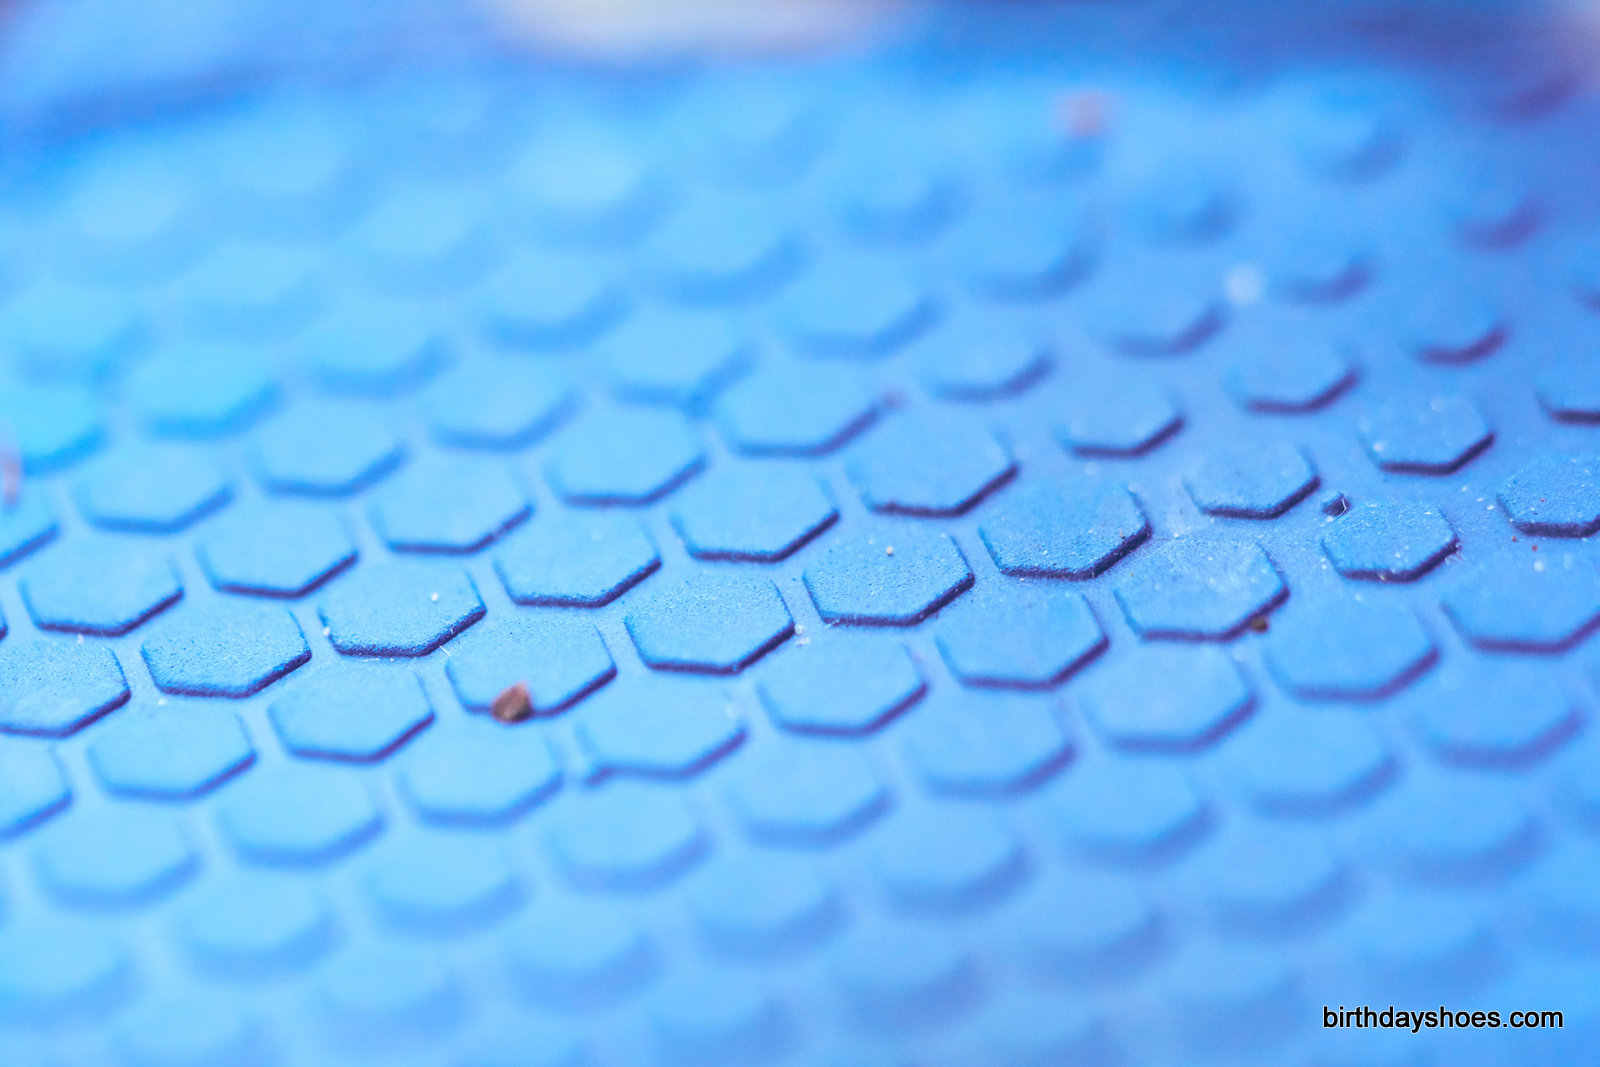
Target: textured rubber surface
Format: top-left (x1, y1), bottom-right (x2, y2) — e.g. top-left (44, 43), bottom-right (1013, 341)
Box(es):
top-left (0, 10), bottom-right (1598, 1065)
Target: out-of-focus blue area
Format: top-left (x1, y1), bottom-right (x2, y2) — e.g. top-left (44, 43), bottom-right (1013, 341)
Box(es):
top-left (0, 0), bottom-right (1575, 135)
top-left (0, 1), bottom-right (1598, 1065)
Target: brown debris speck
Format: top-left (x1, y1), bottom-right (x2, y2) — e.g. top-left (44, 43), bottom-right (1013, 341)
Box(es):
top-left (1057, 90), bottom-right (1114, 138)
top-left (491, 681), bottom-right (533, 724)
top-left (1248, 616), bottom-right (1270, 634)
top-left (0, 426), bottom-right (20, 509)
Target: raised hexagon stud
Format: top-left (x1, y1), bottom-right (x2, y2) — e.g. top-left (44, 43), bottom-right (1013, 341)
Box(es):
top-left (0, 921), bottom-right (131, 1024)
top-left (124, 348), bottom-right (279, 438)
top-left (669, 464), bottom-right (837, 562)
top-left (494, 510), bottom-right (659, 607)
top-left (687, 853), bottom-right (843, 959)
top-left (756, 635), bottom-right (924, 736)
top-left (715, 361), bottom-right (880, 457)
top-left (181, 242), bottom-right (321, 339)
top-left (1361, 771), bottom-right (1538, 885)
top-left (935, 586), bottom-right (1106, 688)
top-left (599, 305), bottom-right (754, 410)
top-left (1261, 595), bottom-right (1437, 701)
top-left (544, 405), bottom-right (704, 506)
top-left (87, 707), bottom-right (255, 799)
top-left (217, 764), bottom-right (383, 864)
top-left (21, 539), bottom-right (182, 636)
top-left (175, 872), bottom-right (336, 977)
top-left (625, 573), bottom-right (793, 674)
top-left (774, 252), bottom-right (938, 359)
top-left (1221, 710), bottom-right (1395, 818)
top-left (297, 304), bottom-right (444, 394)
top-left (1114, 538), bottom-right (1286, 641)
top-left (346, 186), bottom-right (492, 295)
top-left (1183, 443), bottom-right (1319, 520)
top-left (1400, 288), bottom-right (1506, 365)
top-left (196, 501), bottom-right (357, 598)
top-left (1405, 662), bottom-right (1579, 770)
top-left (398, 723), bottom-right (562, 826)
top-left (1130, 171), bottom-right (1238, 245)
top-left (0, 383), bottom-right (105, 473)
top-left (826, 925), bottom-right (980, 1032)
top-left (317, 561), bottom-right (484, 657)
top-left (1442, 550), bottom-right (1600, 652)
top-left (836, 159), bottom-right (965, 243)
top-left (979, 479), bottom-right (1149, 580)
top-left (269, 665), bottom-right (433, 762)
top-left (0, 493), bottom-right (58, 569)
top-left (1358, 397), bottom-right (1493, 475)
top-left (640, 192), bottom-right (804, 307)
top-left (574, 676), bottom-right (745, 782)
top-left (73, 443), bottom-right (232, 533)
top-left (446, 615), bottom-right (614, 716)
top-left (951, 194), bottom-right (1095, 303)
top-left (362, 831), bottom-right (522, 934)
top-left (422, 357), bottom-right (576, 450)
top-left (1497, 455), bottom-right (1600, 537)
top-left (867, 804), bottom-right (1028, 919)
top-left (141, 601), bottom-right (310, 698)
top-left (505, 898), bottom-right (659, 1009)
top-left (722, 740), bottom-right (889, 845)
top-left (35, 807), bottom-right (198, 907)
top-left (479, 250), bottom-right (629, 351)
top-left (1044, 755), bottom-right (1210, 866)
top-left (251, 400), bottom-right (405, 496)
top-left (545, 783), bottom-right (709, 892)
top-left (1538, 372), bottom-right (1600, 424)
top-left (314, 941), bottom-right (462, 1045)
top-left (0, 741), bottom-right (71, 837)
top-left (803, 525), bottom-right (973, 626)
top-left (1055, 378), bottom-right (1184, 457)
top-left (847, 412), bottom-right (1015, 517)
top-left (1082, 279), bottom-right (1226, 357)
top-left (367, 455), bottom-right (530, 554)
top-left (1226, 339), bottom-right (1356, 413)
top-left (1321, 501), bottom-right (1457, 582)
top-left (661, 980), bottom-right (784, 1062)
top-left (914, 316), bottom-right (1053, 401)
top-left (898, 690), bottom-right (1074, 797)
top-left (0, 641), bottom-right (129, 737)
top-left (1077, 645), bottom-right (1255, 752)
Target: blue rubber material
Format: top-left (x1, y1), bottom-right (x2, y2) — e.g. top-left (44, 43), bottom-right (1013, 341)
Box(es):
top-left (0, 4), bottom-right (1598, 1064)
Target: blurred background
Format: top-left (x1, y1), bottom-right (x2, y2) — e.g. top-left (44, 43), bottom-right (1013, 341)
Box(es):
top-left (0, 0), bottom-right (1588, 138)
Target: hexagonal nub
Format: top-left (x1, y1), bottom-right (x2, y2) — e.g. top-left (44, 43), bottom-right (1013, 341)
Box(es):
top-left (1114, 538), bottom-right (1286, 640)
top-left (804, 526), bottom-right (973, 626)
top-left (1358, 397), bottom-right (1492, 475)
top-left (495, 511), bottom-right (659, 608)
top-left (1498, 455), bottom-right (1600, 537)
top-left (21, 539), bottom-right (182, 637)
top-left (625, 573), bottom-right (793, 674)
top-left (979, 480), bottom-right (1149, 580)
top-left (935, 586), bottom-right (1106, 689)
top-left (0, 640), bottom-right (130, 737)
top-left (846, 412), bottom-right (1015, 517)
top-left (197, 501), bottom-right (357, 597)
top-left (1321, 501), bottom-right (1457, 582)
top-left (1078, 644), bottom-right (1254, 752)
top-left (670, 464), bottom-right (837, 562)
top-left (757, 636), bottom-right (924, 736)
top-left (317, 562), bottom-right (484, 657)
top-left (269, 666), bottom-right (433, 762)
top-left (1183, 443), bottom-right (1318, 520)
top-left (141, 602), bottom-right (310, 697)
